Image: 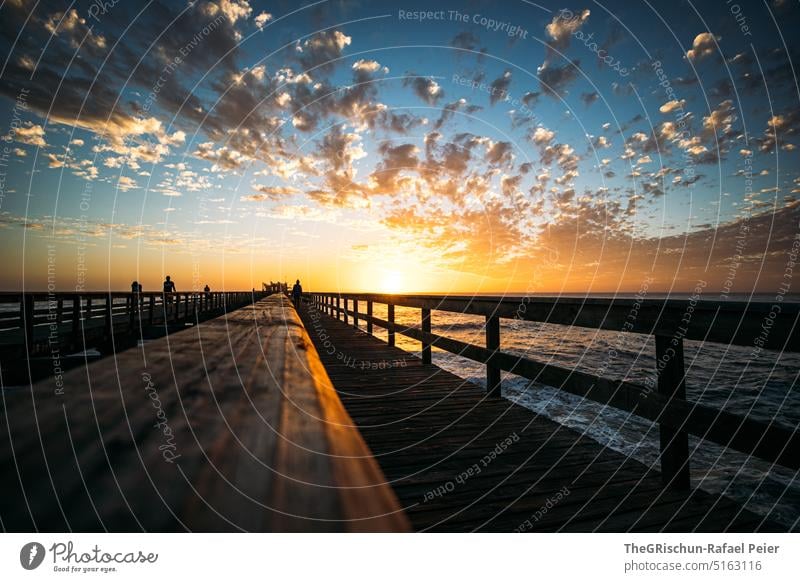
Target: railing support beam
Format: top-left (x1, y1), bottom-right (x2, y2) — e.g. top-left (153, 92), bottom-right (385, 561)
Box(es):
top-left (655, 335), bottom-right (691, 490)
top-left (486, 315), bottom-right (501, 397)
top-left (387, 304), bottom-right (395, 347)
top-left (421, 308), bottom-right (431, 365)
top-left (23, 294), bottom-right (34, 355)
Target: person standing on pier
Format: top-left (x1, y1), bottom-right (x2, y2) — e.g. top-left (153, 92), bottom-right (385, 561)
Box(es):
top-left (163, 275), bottom-right (176, 312)
top-left (131, 280), bottom-right (142, 311)
top-left (292, 279), bottom-right (302, 307)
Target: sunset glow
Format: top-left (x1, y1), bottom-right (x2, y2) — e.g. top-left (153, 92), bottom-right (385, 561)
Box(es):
top-left (380, 270), bottom-right (404, 294)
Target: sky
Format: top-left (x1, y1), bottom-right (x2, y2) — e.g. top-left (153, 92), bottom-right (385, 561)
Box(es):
top-left (0, 0), bottom-right (798, 295)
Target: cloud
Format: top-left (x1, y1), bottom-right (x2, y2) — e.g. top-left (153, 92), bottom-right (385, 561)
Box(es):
top-left (403, 74), bottom-right (444, 105)
top-left (242, 185), bottom-right (300, 202)
top-left (434, 98), bottom-right (481, 129)
top-left (686, 32), bottom-right (719, 61)
top-left (382, 111), bottom-right (429, 134)
top-left (208, 0), bottom-right (252, 24)
top-left (581, 91), bottom-right (599, 107)
top-left (485, 141), bottom-right (515, 167)
top-left (545, 9), bottom-right (590, 50)
top-left (702, 99), bottom-right (736, 137)
top-left (531, 126), bottom-right (555, 146)
top-left (194, 142), bottom-right (248, 170)
top-left (44, 9), bottom-right (107, 53)
top-left (537, 60), bottom-right (581, 97)
top-left (659, 99), bottom-right (686, 114)
top-left (451, 31), bottom-right (481, 51)
top-left (758, 107), bottom-right (800, 152)
top-left (489, 70), bottom-right (512, 105)
top-left (115, 175), bottom-right (137, 191)
top-left (593, 135), bottom-right (611, 149)
top-left (254, 11), bottom-right (273, 29)
top-left (352, 59), bottom-right (383, 74)
top-left (296, 30), bottom-right (352, 73)
top-left (8, 123), bottom-right (46, 147)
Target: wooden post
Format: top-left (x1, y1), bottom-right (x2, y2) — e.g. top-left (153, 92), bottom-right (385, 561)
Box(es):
top-left (86, 298), bottom-right (92, 325)
top-left (105, 294), bottom-right (113, 342)
top-left (343, 298), bottom-right (349, 325)
top-left (353, 299), bottom-right (359, 329)
top-left (367, 300), bottom-right (373, 334)
top-left (388, 303), bottom-right (395, 346)
top-left (149, 295), bottom-right (155, 325)
top-left (72, 295), bottom-right (81, 348)
top-left (336, 296), bottom-right (341, 320)
top-left (421, 307), bottom-right (431, 365)
top-left (655, 335), bottom-right (691, 490)
top-left (486, 315), bottom-right (501, 397)
top-left (56, 298), bottom-right (64, 324)
top-left (128, 295), bottom-right (135, 330)
top-left (23, 294), bottom-right (34, 354)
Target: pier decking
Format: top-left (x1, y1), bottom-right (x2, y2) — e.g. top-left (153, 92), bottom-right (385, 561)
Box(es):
top-left (298, 302), bottom-right (780, 532)
top-left (0, 292), bottom-right (795, 532)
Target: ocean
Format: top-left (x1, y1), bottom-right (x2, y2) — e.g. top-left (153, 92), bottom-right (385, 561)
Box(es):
top-left (366, 302), bottom-right (800, 531)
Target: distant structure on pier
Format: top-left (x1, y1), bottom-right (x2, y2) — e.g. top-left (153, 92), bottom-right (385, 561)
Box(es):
top-left (263, 281), bottom-right (288, 294)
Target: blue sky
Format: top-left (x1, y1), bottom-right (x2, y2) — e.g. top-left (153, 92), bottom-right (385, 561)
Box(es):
top-left (1, 0), bottom-right (798, 293)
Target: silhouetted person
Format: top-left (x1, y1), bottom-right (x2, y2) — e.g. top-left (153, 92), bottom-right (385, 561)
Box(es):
top-left (131, 280), bottom-right (142, 311)
top-left (204, 284), bottom-right (211, 299)
top-left (292, 279), bottom-right (302, 306)
top-left (163, 275), bottom-right (176, 311)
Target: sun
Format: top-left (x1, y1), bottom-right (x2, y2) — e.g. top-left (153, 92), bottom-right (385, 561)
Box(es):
top-left (380, 270), bottom-right (404, 293)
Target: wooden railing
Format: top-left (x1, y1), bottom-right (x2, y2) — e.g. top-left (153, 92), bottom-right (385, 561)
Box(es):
top-left (303, 292), bottom-right (800, 490)
top-left (0, 290), bottom-right (266, 354)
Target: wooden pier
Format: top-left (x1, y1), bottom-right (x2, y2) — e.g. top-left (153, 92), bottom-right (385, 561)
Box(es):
top-left (1, 291), bottom-right (797, 532)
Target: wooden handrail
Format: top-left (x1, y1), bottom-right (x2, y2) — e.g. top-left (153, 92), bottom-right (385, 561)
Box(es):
top-left (0, 294), bottom-right (409, 531)
top-left (311, 293), bottom-right (799, 349)
top-left (303, 292), bottom-right (800, 489)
